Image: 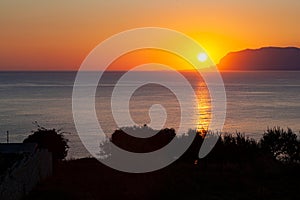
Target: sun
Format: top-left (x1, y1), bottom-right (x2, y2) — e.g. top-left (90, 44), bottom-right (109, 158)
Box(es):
top-left (197, 52), bottom-right (208, 62)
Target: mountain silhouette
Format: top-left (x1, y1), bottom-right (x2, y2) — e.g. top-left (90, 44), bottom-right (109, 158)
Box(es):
top-left (218, 47), bottom-right (300, 70)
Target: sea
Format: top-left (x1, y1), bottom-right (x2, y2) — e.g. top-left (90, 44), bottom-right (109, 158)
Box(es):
top-left (0, 71), bottom-right (299, 158)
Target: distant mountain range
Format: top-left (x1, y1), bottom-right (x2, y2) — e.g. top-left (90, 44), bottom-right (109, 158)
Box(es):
top-left (218, 47), bottom-right (300, 70)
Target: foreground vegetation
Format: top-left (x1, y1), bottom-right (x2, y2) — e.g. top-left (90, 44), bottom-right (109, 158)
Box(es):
top-left (108, 125), bottom-right (300, 165)
top-left (23, 123), bottom-right (69, 160)
top-left (24, 126), bottom-right (300, 200)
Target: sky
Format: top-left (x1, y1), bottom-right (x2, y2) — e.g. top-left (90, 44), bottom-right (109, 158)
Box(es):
top-left (0, 0), bottom-right (300, 71)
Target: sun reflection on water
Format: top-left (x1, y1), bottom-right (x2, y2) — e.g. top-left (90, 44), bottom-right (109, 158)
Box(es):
top-left (195, 80), bottom-right (211, 133)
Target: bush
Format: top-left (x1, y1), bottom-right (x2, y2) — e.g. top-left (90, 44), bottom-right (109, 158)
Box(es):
top-left (110, 125), bottom-right (175, 153)
top-left (102, 126), bottom-right (300, 166)
top-left (260, 127), bottom-right (300, 163)
top-left (200, 132), bottom-right (261, 164)
top-left (23, 125), bottom-right (69, 160)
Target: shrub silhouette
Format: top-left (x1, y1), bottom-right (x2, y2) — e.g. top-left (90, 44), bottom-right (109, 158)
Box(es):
top-left (110, 125), bottom-right (175, 153)
top-left (102, 126), bottom-right (300, 167)
top-left (260, 127), bottom-right (300, 163)
top-left (25, 126), bottom-right (300, 200)
top-left (179, 129), bottom-right (206, 162)
top-left (23, 126), bottom-right (69, 160)
top-left (106, 127), bottom-right (261, 165)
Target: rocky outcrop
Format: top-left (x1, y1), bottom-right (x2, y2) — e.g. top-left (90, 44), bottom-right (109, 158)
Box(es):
top-left (218, 47), bottom-right (300, 70)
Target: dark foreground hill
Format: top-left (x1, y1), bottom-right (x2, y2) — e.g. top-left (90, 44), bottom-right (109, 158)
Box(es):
top-left (23, 157), bottom-right (300, 200)
top-left (218, 47), bottom-right (300, 70)
top-left (24, 126), bottom-right (300, 200)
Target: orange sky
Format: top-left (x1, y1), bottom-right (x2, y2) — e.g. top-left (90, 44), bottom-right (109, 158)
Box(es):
top-left (107, 49), bottom-right (197, 71)
top-left (0, 1), bottom-right (300, 71)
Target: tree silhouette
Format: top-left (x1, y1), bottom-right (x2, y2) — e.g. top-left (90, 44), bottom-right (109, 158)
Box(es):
top-left (110, 125), bottom-right (175, 153)
top-left (23, 125), bottom-right (69, 160)
top-left (260, 127), bottom-right (300, 163)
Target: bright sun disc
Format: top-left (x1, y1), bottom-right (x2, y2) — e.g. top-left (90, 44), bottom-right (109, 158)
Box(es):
top-left (197, 53), bottom-right (208, 62)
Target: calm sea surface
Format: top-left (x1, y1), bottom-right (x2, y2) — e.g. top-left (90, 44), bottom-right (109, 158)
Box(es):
top-left (0, 71), bottom-right (299, 158)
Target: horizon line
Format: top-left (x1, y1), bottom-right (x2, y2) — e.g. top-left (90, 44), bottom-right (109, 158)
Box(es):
top-left (0, 69), bottom-right (300, 73)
